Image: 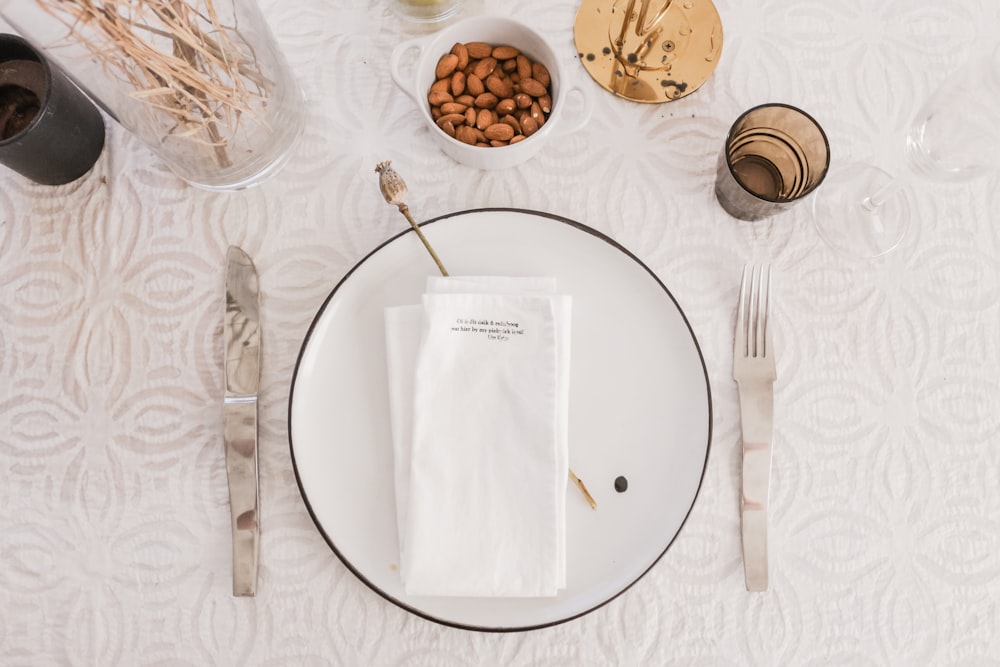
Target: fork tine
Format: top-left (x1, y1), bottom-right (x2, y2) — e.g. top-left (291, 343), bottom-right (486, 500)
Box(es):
top-left (751, 264), bottom-right (773, 359)
top-left (761, 265), bottom-right (772, 358)
top-left (753, 265), bottom-right (765, 358)
top-left (747, 265), bottom-right (755, 358)
top-left (735, 265), bottom-right (750, 357)
top-left (747, 264), bottom-right (760, 358)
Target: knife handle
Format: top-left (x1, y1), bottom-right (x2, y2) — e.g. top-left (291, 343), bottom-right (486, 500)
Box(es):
top-left (737, 380), bottom-right (773, 592)
top-left (224, 398), bottom-right (259, 597)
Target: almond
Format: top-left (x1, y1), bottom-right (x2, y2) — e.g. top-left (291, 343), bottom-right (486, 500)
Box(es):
top-left (521, 116), bottom-right (539, 136)
top-left (510, 134), bottom-right (526, 144)
top-left (476, 108), bottom-right (492, 131)
top-left (466, 73), bottom-right (485, 96)
top-left (530, 101), bottom-right (543, 122)
top-left (465, 41), bottom-right (493, 59)
top-left (441, 121), bottom-right (457, 138)
top-left (440, 102), bottom-right (467, 114)
top-left (531, 62), bottom-right (551, 88)
top-left (431, 107), bottom-right (442, 120)
top-left (472, 57), bottom-right (497, 80)
top-left (490, 140), bottom-right (509, 147)
top-left (500, 114), bottom-right (521, 134)
top-left (428, 90), bottom-right (454, 106)
top-left (475, 142), bottom-right (491, 148)
top-left (456, 94), bottom-right (475, 107)
top-left (538, 94), bottom-right (552, 114)
top-left (519, 77), bottom-right (547, 97)
top-left (502, 58), bottom-right (518, 73)
top-left (464, 107), bottom-right (477, 125)
top-left (514, 93), bottom-right (532, 109)
top-left (455, 125), bottom-right (477, 145)
top-left (430, 78), bottom-right (450, 95)
top-left (484, 123), bottom-right (515, 141)
top-left (436, 113), bottom-right (467, 128)
top-left (450, 42), bottom-right (469, 71)
top-left (450, 71), bottom-right (466, 97)
top-left (435, 53), bottom-right (459, 80)
top-left (516, 55), bottom-right (532, 80)
top-left (473, 92), bottom-right (498, 109)
top-left (492, 45), bottom-right (520, 60)
top-left (486, 75), bottom-right (513, 99)
top-left (496, 98), bottom-right (516, 115)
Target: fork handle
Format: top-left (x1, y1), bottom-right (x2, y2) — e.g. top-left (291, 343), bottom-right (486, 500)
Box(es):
top-left (737, 380), bottom-right (774, 592)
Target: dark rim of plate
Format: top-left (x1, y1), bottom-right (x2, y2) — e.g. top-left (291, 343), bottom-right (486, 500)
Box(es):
top-left (286, 207), bottom-right (714, 633)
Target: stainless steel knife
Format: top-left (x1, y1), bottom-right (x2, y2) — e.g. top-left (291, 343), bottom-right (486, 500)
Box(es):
top-left (223, 245), bottom-right (261, 597)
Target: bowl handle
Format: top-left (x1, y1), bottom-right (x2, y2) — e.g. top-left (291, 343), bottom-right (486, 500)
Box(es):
top-left (389, 37), bottom-right (427, 105)
top-left (557, 81), bottom-right (594, 136)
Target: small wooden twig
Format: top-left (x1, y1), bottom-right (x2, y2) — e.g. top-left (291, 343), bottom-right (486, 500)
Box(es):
top-left (569, 469), bottom-right (597, 510)
top-left (396, 203), bottom-right (449, 276)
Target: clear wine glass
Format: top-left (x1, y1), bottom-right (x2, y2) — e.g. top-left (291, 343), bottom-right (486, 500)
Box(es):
top-left (812, 43), bottom-right (1000, 258)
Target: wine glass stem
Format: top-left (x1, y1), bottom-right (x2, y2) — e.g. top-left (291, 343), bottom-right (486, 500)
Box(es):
top-left (863, 174), bottom-right (906, 212)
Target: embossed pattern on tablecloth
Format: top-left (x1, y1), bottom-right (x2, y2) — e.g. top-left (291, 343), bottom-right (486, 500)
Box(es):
top-left (2, 0), bottom-right (1000, 664)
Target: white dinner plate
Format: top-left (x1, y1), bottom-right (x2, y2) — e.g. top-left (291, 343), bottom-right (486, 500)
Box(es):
top-left (289, 209), bottom-right (712, 631)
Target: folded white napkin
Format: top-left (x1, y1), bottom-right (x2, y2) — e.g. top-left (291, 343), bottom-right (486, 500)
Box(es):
top-left (384, 276), bottom-right (571, 597)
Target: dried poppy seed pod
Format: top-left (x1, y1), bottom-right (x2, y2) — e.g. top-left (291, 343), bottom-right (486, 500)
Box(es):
top-left (375, 160), bottom-right (408, 208)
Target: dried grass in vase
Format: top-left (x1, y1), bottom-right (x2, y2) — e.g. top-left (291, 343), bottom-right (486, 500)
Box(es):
top-left (33, 0), bottom-right (270, 167)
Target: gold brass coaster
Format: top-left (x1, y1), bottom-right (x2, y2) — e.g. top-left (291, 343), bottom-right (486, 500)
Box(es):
top-left (574, 0), bottom-right (723, 103)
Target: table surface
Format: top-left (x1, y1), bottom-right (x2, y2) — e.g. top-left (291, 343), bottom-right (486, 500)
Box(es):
top-left (3, 0), bottom-right (1000, 664)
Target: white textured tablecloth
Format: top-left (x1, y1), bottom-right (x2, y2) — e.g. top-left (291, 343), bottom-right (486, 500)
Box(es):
top-left (3, 0), bottom-right (1000, 663)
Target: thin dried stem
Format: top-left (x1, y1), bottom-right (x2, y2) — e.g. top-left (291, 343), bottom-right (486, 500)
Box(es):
top-left (569, 470), bottom-right (597, 510)
top-left (397, 203), bottom-right (450, 277)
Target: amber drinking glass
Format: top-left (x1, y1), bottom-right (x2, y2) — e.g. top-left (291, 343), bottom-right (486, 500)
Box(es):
top-left (715, 103), bottom-right (830, 222)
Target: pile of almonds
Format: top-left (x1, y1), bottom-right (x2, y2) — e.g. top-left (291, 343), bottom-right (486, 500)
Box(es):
top-left (427, 42), bottom-right (552, 148)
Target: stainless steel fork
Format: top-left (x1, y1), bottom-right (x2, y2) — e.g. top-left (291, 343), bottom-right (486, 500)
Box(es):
top-left (733, 264), bottom-right (776, 592)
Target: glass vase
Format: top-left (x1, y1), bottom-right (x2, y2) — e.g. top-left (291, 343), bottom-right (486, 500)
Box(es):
top-left (0, 0), bottom-right (304, 190)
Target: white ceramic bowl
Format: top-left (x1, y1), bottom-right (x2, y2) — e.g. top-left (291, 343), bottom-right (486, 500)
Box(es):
top-left (390, 16), bottom-right (592, 170)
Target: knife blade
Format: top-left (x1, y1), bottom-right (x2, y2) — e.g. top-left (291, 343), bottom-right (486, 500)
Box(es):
top-left (223, 245), bottom-right (261, 597)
